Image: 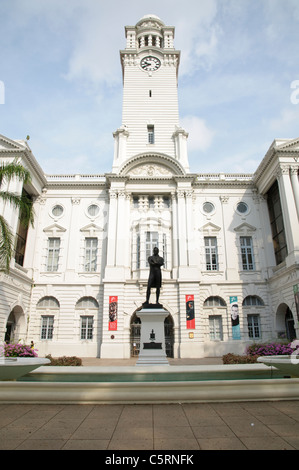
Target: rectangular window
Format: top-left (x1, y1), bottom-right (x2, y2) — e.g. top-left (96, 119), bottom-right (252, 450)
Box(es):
top-left (14, 189), bottom-right (33, 266)
top-left (84, 238), bottom-right (98, 272)
top-left (40, 316), bottom-right (54, 340)
top-left (47, 238), bottom-right (60, 272)
top-left (247, 315), bottom-right (261, 339)
top-left (146, 231), bottom-right (159, 266)
top-left (267, 180), bottom-right (288, 265)
top-left (209, 316), bottom-right (223, 340)
top-left (147, 125), bottom-right (155, 144)
top-left (81, 316), bottom-right (94, 340)
top-left (240, 236), bottom-right (255, 270)
top-left (204, 237), bottom-right (218, 270)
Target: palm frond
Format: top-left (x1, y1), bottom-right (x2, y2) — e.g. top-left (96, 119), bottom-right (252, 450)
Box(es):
top-left (0, 158), bottom-right (32, 187)
top-left (0, 215), bottom-right (14, 273)
top-left (0, 191), bottom-right (34, 228)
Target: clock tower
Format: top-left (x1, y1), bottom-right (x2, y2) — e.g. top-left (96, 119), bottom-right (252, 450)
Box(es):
top-left (112, 14), bottom-right (189, 173)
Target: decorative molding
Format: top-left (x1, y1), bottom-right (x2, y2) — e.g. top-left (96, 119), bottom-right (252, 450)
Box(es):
top-left (43, 223), bottom-right (67, 234)
top-left (233, 223), bottom-right (256, 234)
top-left (130, 163), bottom-right (173, 177)
top-left (119, 152), bottom-right (185, 177)
top-left (199, 222), bottom-right (221, 234)
top-left (71, 198), bottom-right (81, 205)
top-left (80, 223), bottom-right (103, 235)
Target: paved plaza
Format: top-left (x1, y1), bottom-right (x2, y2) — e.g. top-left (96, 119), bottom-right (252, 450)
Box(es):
top-left (1, 400), bottom-right (299, 450)
top-left (1, 357), bottom-right (299, 450)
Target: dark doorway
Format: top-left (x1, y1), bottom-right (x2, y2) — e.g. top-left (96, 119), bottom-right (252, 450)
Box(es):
top-left (285, 308), bottom-right (296, 341)
top-left (5, 312), bottom-right (16, 342)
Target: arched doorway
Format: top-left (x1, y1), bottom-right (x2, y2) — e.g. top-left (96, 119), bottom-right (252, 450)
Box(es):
top-left (276, 303), bottom-right (297, 341)
top-left (130, 311), bottom-right (174, 357)
top-left (5, 306), bottom-right (26, 343)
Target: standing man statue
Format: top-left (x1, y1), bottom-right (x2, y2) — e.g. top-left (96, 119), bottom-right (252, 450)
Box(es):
top-left (144, 247), bottom-right (164, 306)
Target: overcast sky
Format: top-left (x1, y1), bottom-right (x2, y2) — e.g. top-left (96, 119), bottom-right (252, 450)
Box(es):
top-left (0, 0), bottom-right (299, 175)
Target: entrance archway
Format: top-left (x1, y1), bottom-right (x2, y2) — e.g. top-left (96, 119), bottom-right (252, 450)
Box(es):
top-left (276, 303), bottom-right (297, 341)
top-left (130, 310), bottom-right (174, 357)
top-left (5, 306), bottom-right (25, 343)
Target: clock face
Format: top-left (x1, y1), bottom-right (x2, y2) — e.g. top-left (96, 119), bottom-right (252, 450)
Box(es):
top-left (140, 56), bottom-right (161, 71)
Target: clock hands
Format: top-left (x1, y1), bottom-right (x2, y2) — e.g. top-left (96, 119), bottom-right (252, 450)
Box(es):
top-left (141, 56), bottom-right (161, 71)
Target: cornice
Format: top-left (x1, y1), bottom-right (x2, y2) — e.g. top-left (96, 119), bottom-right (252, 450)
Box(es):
top-left (193, 173), bottom-right (254, 189)
top-left (253, 138), bottom-right (299, 187)
top-left (44, 171), bottom-right (257, 189)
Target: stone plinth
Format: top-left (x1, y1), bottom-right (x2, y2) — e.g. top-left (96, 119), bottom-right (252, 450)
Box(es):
top-left (136, 306), bottom-right (169, 366)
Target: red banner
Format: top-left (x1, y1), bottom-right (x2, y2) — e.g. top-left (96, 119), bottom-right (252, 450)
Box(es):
top-left (186, 295), bottom-right (195, 329)
top-left (108, 296), bottom-right (118, 331)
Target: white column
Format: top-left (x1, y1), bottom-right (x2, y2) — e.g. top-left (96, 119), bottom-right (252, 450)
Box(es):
top-left (171, 192), bottom-right (178, 272)
top-left (185, 190), bottom-right (193, 266)
top-left (290, 166), bottom-right (299, 220)
top-left (115, 190), bottom-right (126, 267)
top-left (220, 195), bottom-right (229, 280)
top-left (177, 190), bottom-right (187, 266)
top-left (124, 192), bottom-right (131, 271)
top-left (276, 166), bottom-right (298, 253)
top-left (106, 190), bottom-right (118, 267)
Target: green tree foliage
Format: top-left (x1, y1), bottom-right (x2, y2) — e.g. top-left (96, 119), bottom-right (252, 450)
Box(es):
top-left (0, 158), bottom-right (34, 272)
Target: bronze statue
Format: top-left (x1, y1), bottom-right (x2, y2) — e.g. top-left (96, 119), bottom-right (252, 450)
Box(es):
top-left (144, 247), bottom-right (164, 306)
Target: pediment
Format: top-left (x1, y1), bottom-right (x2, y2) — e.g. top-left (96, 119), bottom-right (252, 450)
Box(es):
top-left (0, 135), bottom-right (26, 151)
top-left (43, 223), bottom-right (67, 234)
top-left (234, 223), bottom-right (256, 233)
top-left (119, 153), bottom-right (185, 177)
top-left (275, 137), bottom-right (299, 152)
top-left (80, 223), bottom-right (103, 233)
top-left (199, 222), bottom-right (221, 234)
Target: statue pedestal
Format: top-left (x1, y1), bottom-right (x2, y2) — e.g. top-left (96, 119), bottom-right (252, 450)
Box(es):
top-left (136, 306), bottom-right (169, 366)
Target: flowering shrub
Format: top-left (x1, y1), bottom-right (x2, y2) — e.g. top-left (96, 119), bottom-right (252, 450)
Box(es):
top-left (246, 342), bottom-right (294, 357)
top-left (1, 343), bottom-right (38, 358)
top-left (222, 342), bottom-right (299, 364)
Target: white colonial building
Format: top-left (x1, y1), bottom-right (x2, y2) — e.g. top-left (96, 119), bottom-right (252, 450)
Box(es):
top-left (1, 14), bottom-right (299, 359)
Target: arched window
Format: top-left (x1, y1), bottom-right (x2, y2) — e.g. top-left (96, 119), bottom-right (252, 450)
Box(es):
top-left (204, 296), bottom-right (226, 307)
top-left (203, 297), bottom-right (226, 340)
top-left (75, 297), bottom-right (99, 340)
top-left (242, 296), bottom-right (264, 307)
top-left (37, 296), bottom-right (60, 308)
top-left (76, 297), bottom-right (99, 309)
top-left (37, 296), bottom-right (59, 340)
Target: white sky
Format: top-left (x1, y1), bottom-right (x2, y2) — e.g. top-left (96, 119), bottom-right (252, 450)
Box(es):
top-left (0, 0), bottom-right (299, 175)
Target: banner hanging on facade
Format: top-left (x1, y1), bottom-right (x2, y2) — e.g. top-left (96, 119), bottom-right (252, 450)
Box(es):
top-left (230, 296), bottom-right (241, 340)
top-left (186, 295), bottom-right (195, 329)
top-left (108, 296), bottom-right (118, 331)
